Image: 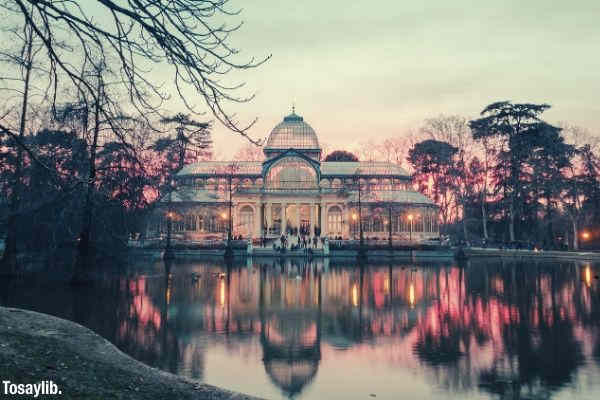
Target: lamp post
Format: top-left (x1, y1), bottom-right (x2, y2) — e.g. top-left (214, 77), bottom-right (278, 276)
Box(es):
top-left (408, 214), bottom-right (413, 242)
top-left (357, 176), bottom-right (366, 260)
top-left (224, 165), bottom-right (236, 259)
top-left (220, 211), bottom-right (233, 257)
top-left (387, 205), bottom-right (392, 249)
top-left (164, 179), bottom-right (176, 260)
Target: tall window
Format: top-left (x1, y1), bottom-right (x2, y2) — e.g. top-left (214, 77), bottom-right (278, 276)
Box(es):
top-left (328, 206), bottom-right (342, 236)
top-left (240, 205), bottom-right (254, 237)
top-left (184, 215), bottom-right (197, 231)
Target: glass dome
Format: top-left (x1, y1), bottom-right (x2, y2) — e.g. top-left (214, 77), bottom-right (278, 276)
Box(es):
top-left (265, 112), bottom-right (320, 150)
top-left (265, 156), bottom-right (318, 189)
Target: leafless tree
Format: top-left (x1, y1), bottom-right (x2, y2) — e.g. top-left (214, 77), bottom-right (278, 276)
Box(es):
top-left (0, 16), bottom-right (47, 271)
top-left (0, 0), bottom-right (268, 139)
top-left (0, 0), bottom-right (267, 272)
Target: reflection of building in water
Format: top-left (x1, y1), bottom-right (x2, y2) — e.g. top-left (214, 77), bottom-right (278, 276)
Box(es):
top-left (259, 263), bottom-right (322, 397)
top-left (112, 259), bottom-right (599, 398)
top-left (146, 110), bottom-right (438, 241)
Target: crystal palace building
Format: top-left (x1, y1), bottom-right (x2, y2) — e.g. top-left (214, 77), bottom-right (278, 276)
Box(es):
top-left (147, 111), bottom-right (439, 242)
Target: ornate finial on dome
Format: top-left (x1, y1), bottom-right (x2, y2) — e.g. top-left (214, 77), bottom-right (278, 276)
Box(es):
top-left (292, 103), bottom-right (295, 114)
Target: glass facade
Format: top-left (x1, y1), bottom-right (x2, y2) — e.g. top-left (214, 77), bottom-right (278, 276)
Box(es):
top-left (149, 110), bottom-right (439, 242)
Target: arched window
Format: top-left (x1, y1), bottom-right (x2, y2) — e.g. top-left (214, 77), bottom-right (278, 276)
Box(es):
top-left (265, 156), bottom-right (317, 189)
top-left (328, 206), bottom-right (343, 236)
top-left (372, 208), bottom-right (385, 232)
top-left (239, 205), bottom-right (254, 238)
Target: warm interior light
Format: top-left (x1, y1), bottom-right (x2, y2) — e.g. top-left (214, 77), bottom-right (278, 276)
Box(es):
top-left (407, 214), bottom-right (413, 221)
top-left (220, 212), bottom-right (227, 219)
top-left (352, 213), bottom-right (358, 221)
top-left (409, 283), bottom-right (415, 307)
top-left (352, 284), bottom-right (358, 307)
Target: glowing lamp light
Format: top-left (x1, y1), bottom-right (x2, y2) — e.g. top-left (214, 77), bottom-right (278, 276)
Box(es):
top-left (352, 284), bottom-right (358, 307)
top-left (585, 265), bottom-right (592, 287)
top-left (220, 280), bottom-right (226, 306)
top-left (582, 231), bottom-right (590, 240)
top-left (409, 283), bottom-right (415, 308)
top-left (220, 212), bottom-right (228, 220)
top-left (407, 214), bottom-right (413, 221)
top-left (352, 213), bottom-right (358, 221)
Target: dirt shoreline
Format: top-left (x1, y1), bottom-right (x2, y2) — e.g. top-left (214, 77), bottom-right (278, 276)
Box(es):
top-left (0, 306), bottom-right (261, 399)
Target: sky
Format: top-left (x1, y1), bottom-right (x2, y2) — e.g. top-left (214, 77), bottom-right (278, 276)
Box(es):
top-left (196, 0), bottom-right (600, 158)
top-left (5, 0), bottom-right (598, 157)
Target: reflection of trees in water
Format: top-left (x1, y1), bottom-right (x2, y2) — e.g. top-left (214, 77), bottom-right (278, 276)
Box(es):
top-left (475, 262), bottom-right (587, 398)
top-left (2, 258), bottom-right (599, 399)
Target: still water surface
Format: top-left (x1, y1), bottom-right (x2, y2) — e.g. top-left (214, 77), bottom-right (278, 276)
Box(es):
top-left (2, 257), bottom-right (600, 399)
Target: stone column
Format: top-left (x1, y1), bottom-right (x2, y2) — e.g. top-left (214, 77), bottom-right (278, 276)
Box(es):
top-left (310, 203), bottom-right (315, 238)
top-left (321, 203), bottom-right (328, 237)
top-left (266, 203), bottom-right (272, 235)
top-left (232, 204), bottom-right (238, 237)
top-left (255, 202), bottom-right (261, 239)
top-left (345, 205), bottom-right (351, 239)
top-left (282, 202), bottom-right (287, 235)
top-left (296, 202), bottom-right (301, 234)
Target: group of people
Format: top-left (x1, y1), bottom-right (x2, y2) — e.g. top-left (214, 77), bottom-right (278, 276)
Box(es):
top-left (273, 234), bottom-right (323, 252)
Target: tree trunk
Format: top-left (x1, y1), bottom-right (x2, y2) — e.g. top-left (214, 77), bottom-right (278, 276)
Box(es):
top-left (73, 79), bottom-right (102, 284)
top-left (481, 139), bottom-right (490, 240)
top-left (571, 218), bottom-right (578, 251)
top-left (509, 200), bottom-right (515, 242)
top-left (461, 198), bottom-right (468, 241)
top-left (546, 200), bottom-right (553, 249)
top-left (481, 195), bottom-right (488, 240)
top-left (1, 29), bottom-right (34, 274)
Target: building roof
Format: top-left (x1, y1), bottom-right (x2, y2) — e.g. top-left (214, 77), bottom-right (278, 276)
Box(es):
top-left (177, 161), bottom-right (262, 176)
top-left (177, 160), bottom-right (411, 179)
top-left (168, 187), bottom-right (227, 203)
top-left (265, 112), bottom-right (320, 150)
top-left (346, 190), bottom-right (436, 205)
top-left (321, 161), bottom-right (410, 177)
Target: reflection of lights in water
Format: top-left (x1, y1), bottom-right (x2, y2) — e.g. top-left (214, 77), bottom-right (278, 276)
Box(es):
top-left (352, 284), bottom-right (358, 307)
top-left (409, 283), bottom-right (415, 307)
top-left (166, 273), bottom-right (173, 305)
top-left (585, 266), bottom-right (592, 287)
top-left (220, 280), bottom-right (226, 306)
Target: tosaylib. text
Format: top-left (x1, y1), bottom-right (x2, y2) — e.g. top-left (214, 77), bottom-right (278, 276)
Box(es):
top-left (2, 380), bottom-right (62, 397)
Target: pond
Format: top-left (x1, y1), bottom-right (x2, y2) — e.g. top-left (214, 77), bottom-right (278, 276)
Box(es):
top-left (2, 257), bottom-right (600, 399)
